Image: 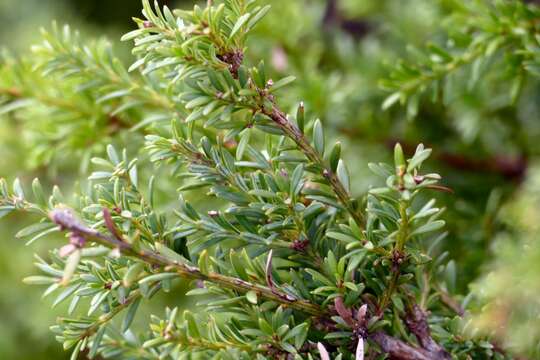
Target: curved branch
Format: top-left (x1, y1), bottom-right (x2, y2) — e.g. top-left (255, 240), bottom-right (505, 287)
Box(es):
top-left (49, 208), bottom-right (323, 316)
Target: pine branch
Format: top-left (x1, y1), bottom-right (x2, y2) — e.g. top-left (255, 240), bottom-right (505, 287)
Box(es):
top-left (49, 208), bottom-right (323, 316)
top-left (69, 289), bottom-right (142, 343)
top-left (380, 0), bottom-right (540, 115)
top-left (2, 1), bottom-right (517, 358)
top-left (264, 105), bottom-right (364, 227)
top-left (375, 144), bottom-right (411, 316)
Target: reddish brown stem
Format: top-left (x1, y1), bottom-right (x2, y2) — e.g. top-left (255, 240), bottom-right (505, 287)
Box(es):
top-left (405, 305), bottom-right (450, 359)
top-left (370, 331), bottom-right (435, 360)
top-left (265, 106), bottom-right (364, 228)
top-left (49, 208), bottom-right (322, 315)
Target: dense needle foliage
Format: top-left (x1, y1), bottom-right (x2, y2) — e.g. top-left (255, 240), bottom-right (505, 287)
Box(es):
top-left (1, 0), bottom-right (540, 359)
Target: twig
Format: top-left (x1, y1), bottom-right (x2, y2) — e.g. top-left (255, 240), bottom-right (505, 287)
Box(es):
top-left (264, 105), bottom-right (364, 228)
top-left (49, 208), bottom-right (322, 315)
top-left (370, 331), bottom-right (435, 360)
top-left (377, 201), bottom-right (408, 315)
top-left (215, 33), bottom-right (364, 227)
top-left (405, 304), bottom-right (451, 359)
top-left (71, 289), bottom-right (142, 342)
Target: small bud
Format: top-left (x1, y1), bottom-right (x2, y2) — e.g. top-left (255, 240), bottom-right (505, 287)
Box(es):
top-left (394, 143), bottom-right (406, 170)
top-left (356, 304), bottom-right (368, 323)
top-left (143, 21), bottom-right (154, 28)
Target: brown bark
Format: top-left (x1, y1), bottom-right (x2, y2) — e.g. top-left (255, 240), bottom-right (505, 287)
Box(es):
top-left (370, 332), bottom-right (434, 360)
top-left (368, 304), bottom-right (451, 360)
top-left (405, 305), bottom-right (451, 359)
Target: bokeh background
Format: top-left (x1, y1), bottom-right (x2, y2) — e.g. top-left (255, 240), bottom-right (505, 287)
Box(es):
top-left (1, 0), bottom-right (539, 358)
top-left (0, 1), bottom-right (179, 358)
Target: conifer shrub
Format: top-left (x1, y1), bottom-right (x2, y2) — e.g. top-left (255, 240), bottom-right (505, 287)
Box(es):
top-left (1, 0), bottom-right (540, 359)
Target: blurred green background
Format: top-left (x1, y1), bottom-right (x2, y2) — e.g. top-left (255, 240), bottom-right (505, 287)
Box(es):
top-left (0, 1), bottom-right (179, 358)
top-left (1, 0), bottom-right (540, 358)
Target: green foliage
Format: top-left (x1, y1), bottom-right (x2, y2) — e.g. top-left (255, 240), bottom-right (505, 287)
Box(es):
top-left (0, 21), bottom-right (179, 170)
top-left (2, 0), bottom-right (540, 359)
top-left (381, 0), bottom-right (540, 115)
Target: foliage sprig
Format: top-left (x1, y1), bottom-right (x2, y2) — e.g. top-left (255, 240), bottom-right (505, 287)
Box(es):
top-left (0, 0), bottom-right (511, 359)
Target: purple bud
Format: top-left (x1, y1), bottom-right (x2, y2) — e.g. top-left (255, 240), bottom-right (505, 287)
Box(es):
top-left (69, 232), bottom-right (86, 248)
